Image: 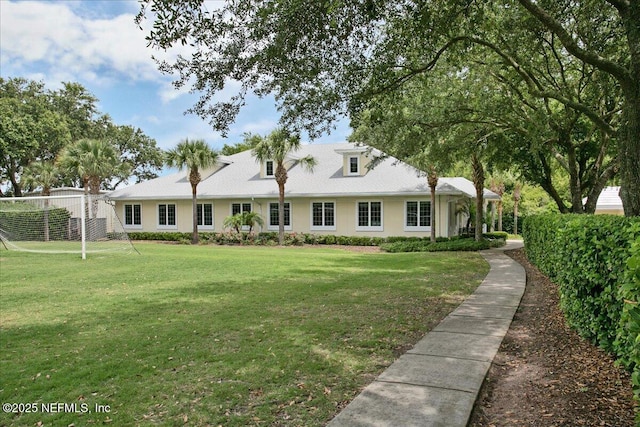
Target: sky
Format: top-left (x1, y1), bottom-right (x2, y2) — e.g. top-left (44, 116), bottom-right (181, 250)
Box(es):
top-left (0, 0), bottom-right (352, 153)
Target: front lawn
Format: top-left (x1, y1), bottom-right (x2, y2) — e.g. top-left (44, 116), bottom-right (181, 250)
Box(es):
top-left (0, 244), bottom-right (488, 426)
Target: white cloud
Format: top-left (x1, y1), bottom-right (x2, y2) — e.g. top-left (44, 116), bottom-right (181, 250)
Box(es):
top-left (0, 1), bottom-right (164, 86)
top-left (239, 119), bottom-right (279, 135)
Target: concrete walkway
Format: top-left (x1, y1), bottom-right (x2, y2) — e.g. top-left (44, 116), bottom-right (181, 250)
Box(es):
top-left (327, 240), bottom-right (526, 427)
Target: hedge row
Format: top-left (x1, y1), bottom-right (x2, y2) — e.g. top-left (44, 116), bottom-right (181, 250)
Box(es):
top-left (127, 231), bottom-right (388, 246)
top-left (522, 214), bottom-right (640, 410)
top-left (127, 231), bottom-right (507, 250)
top-left (380, 237), bottom-right (505, 253)
top-left (0, 207), bottom-right (72, 241)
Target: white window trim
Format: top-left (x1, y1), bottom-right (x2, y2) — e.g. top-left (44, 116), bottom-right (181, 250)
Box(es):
top-left (123, 203), bottom-right (143, 229)
top-left (230, 202), bottom-right (253, 216)
top-left (264, 160), bottom-right (275, 178)
top-left (197, 202), bottom-right (215, 231)
top-left (348, 156), bottom-right (360, 176)
top-left (404, 200), bottom-right (432, 232)
top-left (355, 200), bottom-right (383, 232)
top-left (157, 203), bottom-right (177, 230)
top-left (310, 200), bottom-right (337, 231)
top-left (267, 201), bottom-right (292, 231)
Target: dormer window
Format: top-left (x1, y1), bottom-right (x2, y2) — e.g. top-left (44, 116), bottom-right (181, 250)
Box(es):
top-left (265, 160), bottom-right (275, 177)
top-left (349, 156), bottom-right (360, 175)
top-left (335, 145), bottom-right (374, 177)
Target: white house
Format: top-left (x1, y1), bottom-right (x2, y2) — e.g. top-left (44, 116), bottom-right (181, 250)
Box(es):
top-left (107, 143), bottom-right (501, 238)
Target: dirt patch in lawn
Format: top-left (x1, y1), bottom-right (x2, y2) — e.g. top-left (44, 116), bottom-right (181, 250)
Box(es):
top-left (469, 248), bottom-right (637, 427)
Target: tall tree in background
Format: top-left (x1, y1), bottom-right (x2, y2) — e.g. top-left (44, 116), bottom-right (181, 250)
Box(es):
top-left (514, 0), bottom-right (639, 216)
top-left (165, 139), bottom-right (219, 245)
top-left (220, 133), bottom-right (262, 156)
top-left (490, 178), bottom-right (506, 232)
top-left (0, 78), bottom-right (70, 196)
top-left (138, 0), bottom-right (639, 215)
top-left (0, 77), bottom-right (163, 195)
top-left (50, 82), bottom-right (101, 141)
top-left (21, 160), bottom-right (60, 241)
top-left (350, 97), bottom-right (444, 241)
top-left (58, 139), bottom-right (129, 218)
top-left (251, 129), bottom-right (316, 245)
top-left (513, 182), bottom-right (522, 236)
top-left (100, 123), bottom-right (164, 188)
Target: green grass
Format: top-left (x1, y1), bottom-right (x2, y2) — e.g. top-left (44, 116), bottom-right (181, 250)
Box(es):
top-left (0, 243), bottom-right (488, 426)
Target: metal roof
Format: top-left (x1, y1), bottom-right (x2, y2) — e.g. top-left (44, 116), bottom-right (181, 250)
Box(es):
top-left (108, 143), bottom-right (500, 201)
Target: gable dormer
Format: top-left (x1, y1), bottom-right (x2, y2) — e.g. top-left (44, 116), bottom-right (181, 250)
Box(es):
top-left (259, 156), bottom-right (298, 179)
top-left (334, 146), bottom-right (371, 177)
top-left (200, 156), bottom-right (233, 180)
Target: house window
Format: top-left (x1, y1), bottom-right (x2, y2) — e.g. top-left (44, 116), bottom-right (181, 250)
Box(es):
top-left (124, 204), bottom-right (141, 228)
top-left (405, 201), bottom-right (431, 231)
top-left (268, 202), bottom-right (291, 230)
top-left (158, 203), bottom-right (176, 228)
top-left (231, 202), bottom-right (252, 215)
top-left (197, 203), bottom-right (214, 229)
top-left (349, 156), bottom-right (360, 175)
top-left (356, 201), bottom-right (382, 231)
top-left (311, 201), bottom-right (336, 230)
top-left (265, 160), bottom-right (274, 177)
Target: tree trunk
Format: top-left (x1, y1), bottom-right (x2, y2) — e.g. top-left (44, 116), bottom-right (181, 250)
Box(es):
top-left (191, 184), bottom-right (199, 244)
top-left (491, 179), bottom-right (505, 232)
top-left (583, 162), bottom-right (618, 214)
top-left (513, 183), bottom-right (522, 236)
top-left (8, 157), bottom-right (22, 197)
top-left (190, 169), bottom-right (201, 244)
top-left (564, 137), bottom-right (584, 213)
top-left (83, 177), bottom-right (90, 224)
top-left (619, 85), bottom-right (640, 216)
top-left (619, 1), bottom-right (640, 216)
top-left (537, 154), bottom-right (570, 213)
top-left (471, 154), bottom-right (485, 242)
top-left (43, 186), bottom-right (50, 242)
top-left (275, 162), bottom-right (288, 246)
top-left (89, 175), bottom-right (101, 218)
top-left (427, 166), bottom-right (438, 242)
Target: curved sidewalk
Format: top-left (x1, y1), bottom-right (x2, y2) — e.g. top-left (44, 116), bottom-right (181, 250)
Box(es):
top-left (327, 240), bottom-right (526, 427)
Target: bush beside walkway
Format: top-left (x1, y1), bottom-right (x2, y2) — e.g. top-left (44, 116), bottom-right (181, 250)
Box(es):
top-left (522, 214), bottom-right (640, 417)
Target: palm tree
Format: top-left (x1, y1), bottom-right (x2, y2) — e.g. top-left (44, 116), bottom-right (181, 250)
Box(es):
top-left (471, 153), bottom-right (485, 242)
top-left (223, 211), bottom-right (264, 234)
top-left (22, 160), bottom-right (60, 241)
top-left (252, 128), bottom-right (316, 245)
top-left (490, 178), bottom-right (506, 232)
top-left (223, 213), bottom-right (244, 234)
top-left (165, 139), bottom-right (219, 244)
top-left (513, 182), bottom-right (522, 236)
top-left (241, 211), bottom-right (264, 233)
top-left (427, 165), bottom-right (438, 243)
top-left (58, 139), bottom-right (127, 218)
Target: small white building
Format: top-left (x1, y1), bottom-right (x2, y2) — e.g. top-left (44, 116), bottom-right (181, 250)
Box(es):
top-left (593, 186), bottom-right (624, 215)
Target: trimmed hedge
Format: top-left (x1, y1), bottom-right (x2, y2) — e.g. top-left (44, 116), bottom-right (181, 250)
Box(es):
top-left (380, 237), bottom-right (505, 253)
top-left (0, 206), bottom-right (72, 241)
top-left (127, 231), bottom-right (388, 246)
top-left (522, 214), bottom-right (640, 412)
top-left (126, 231), bottom-right (505, 251)
top-left (621, 227), bottom-right (640, 412)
